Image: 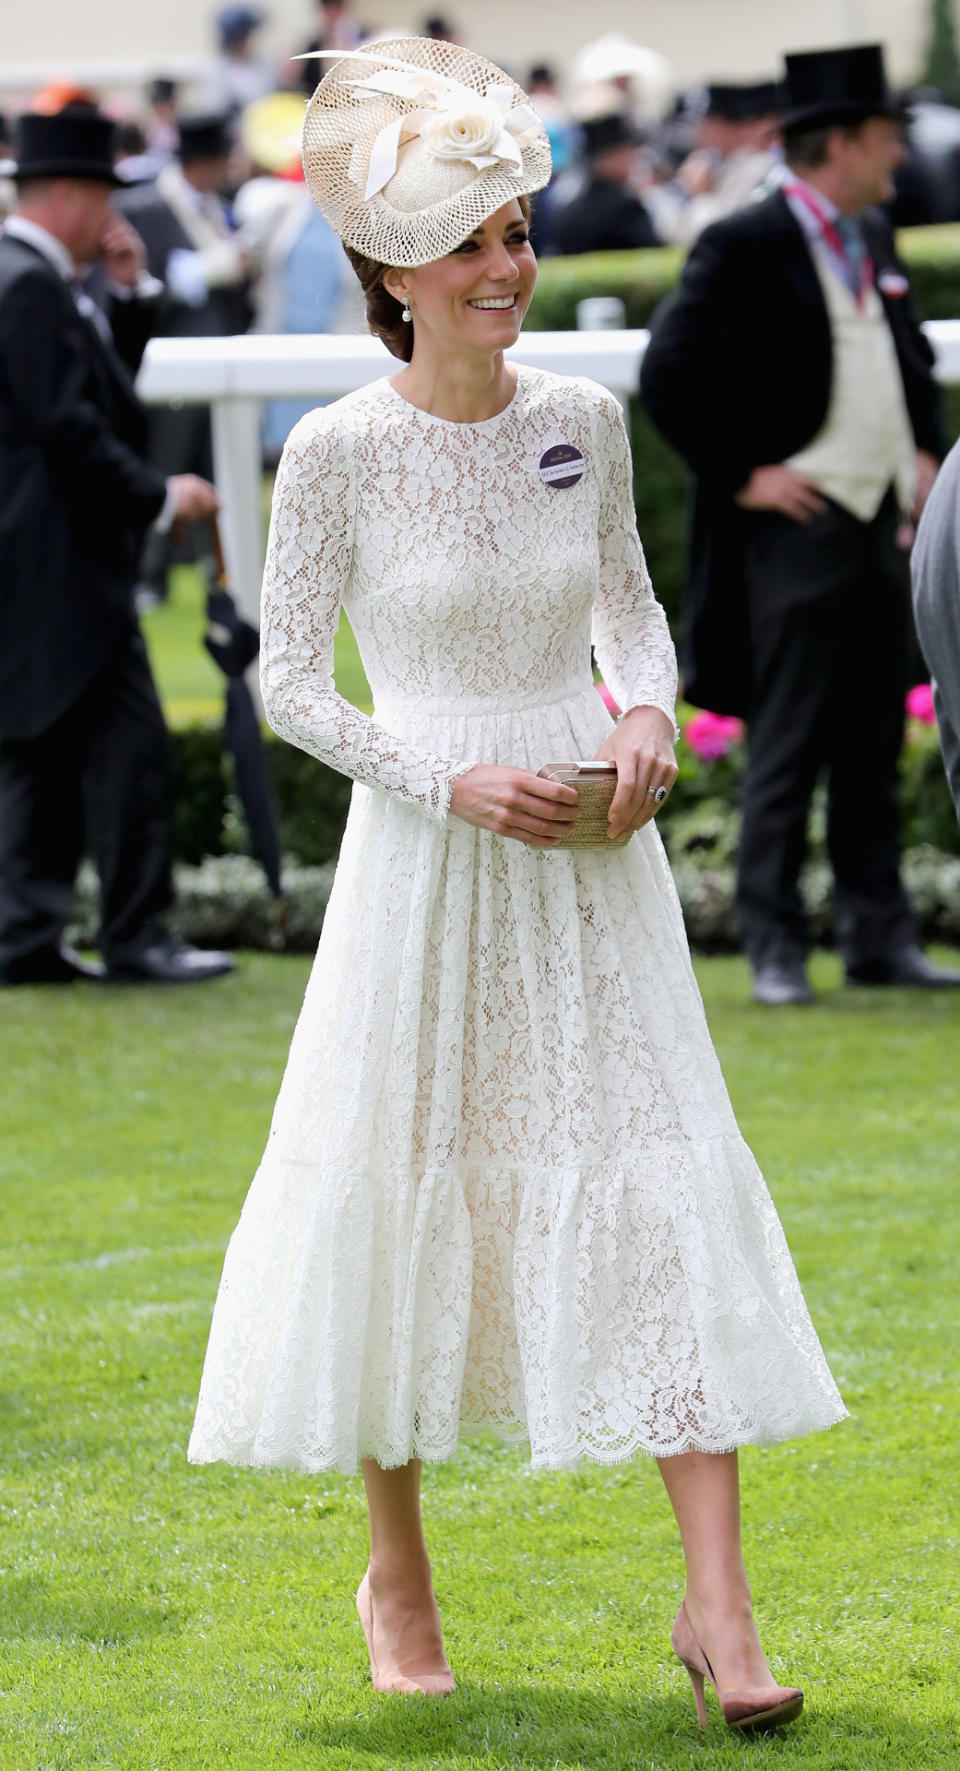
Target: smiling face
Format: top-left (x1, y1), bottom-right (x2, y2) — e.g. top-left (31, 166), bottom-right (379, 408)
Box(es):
top-left (383, 199), bottom-right (537, 362)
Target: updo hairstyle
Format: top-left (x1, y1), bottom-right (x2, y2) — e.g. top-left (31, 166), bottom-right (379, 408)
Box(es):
top-left (343, 193), bottom-right (532, 363)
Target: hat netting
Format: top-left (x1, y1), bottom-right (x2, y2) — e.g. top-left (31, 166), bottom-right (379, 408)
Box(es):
top-left (301, 37), bottom-right (552, 267)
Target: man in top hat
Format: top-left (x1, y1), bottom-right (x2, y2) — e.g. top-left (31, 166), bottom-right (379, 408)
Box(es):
top-left (0, 109), bottom-right (232, 983)
top-left (205, 8), bottom-right (276, 118)
top-left (658, 82), bottom-right (783, 247)
top-left (114, 112), bottom-right (252, 605)
top-left (296, 0), bottom-right (362, 99)
top-left (551, 112), bottom-right (661, 255)
top-left (641, 44), bottom-right (959, 1003)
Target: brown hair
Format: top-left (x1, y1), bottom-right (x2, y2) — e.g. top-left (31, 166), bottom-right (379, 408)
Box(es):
top-left (784, 121), bottom-right (866, 171)
top-left (343, 194), bottom-right (532, 363)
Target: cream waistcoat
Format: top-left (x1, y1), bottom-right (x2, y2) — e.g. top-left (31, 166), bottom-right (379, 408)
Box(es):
top-left (787, 254), bottom-right (916, 522)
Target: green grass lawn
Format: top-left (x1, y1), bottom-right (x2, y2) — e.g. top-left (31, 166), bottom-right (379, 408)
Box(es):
top-left (142, 564), bottom-right (371, 727)
top-left (2, 953), bottom-right (957, 1770)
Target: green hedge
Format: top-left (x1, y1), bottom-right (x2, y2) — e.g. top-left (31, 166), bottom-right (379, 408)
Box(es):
top-left (527, 224), bottom-right (960, 330)
top-left (67, 842), bottom-right (960, 955)
top-left (527, 228), bottom-right (960, 633)
top-left (170, 713), bottom-right (960, 874)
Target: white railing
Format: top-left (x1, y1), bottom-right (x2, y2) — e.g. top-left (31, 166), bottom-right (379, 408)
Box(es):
top-left (138, 321), bottom-right (960, 625)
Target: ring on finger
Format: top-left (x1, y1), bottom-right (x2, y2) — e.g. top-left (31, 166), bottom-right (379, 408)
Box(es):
top-left (645, 784), bottom-right (669, 804)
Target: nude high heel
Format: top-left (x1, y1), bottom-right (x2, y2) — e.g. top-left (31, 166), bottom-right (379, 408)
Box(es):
top-left (671, 1602), bottom-right (803, 1732)
top-left (356, 1571), bottom-right (456, 1696)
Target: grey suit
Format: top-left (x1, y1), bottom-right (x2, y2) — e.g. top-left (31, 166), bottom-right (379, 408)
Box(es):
top-left (912, 441), bottom-right (960, 819)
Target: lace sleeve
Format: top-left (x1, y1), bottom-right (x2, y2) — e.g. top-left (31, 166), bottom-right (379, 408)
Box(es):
top-left (589, 393), bottom-right (679, 732)
top-left (259, 412), bottom-right (466, 823)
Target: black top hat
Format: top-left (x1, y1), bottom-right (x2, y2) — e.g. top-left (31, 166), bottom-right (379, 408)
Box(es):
top-left (782, 43), bottom-right (902, 135)
top-left (177, 112), bottom-right (234, 163)
top-left (148, 76), bottom-right (178, 107)
top-left (12, 109), bottom-right (121, 186)
top-left (706, 82), bottom-right (783, 123)
top-left (581, 112), bottom-right (643, 160)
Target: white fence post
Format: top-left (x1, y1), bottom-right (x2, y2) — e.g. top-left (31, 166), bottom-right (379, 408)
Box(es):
top-left (210, 397), bottom-right (264, 628)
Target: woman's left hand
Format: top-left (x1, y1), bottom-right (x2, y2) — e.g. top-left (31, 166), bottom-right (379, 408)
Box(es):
top-left (593, 704), bottom-right (678, 842)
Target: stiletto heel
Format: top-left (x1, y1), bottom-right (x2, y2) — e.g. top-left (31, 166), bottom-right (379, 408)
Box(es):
top-left (683, 1660), bottom-right (709, 1731)
top-left (671, 1601), bottom-right (803, 1732)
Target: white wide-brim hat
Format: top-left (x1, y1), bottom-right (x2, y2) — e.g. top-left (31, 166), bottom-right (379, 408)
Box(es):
top-left (299, 36), bottom-right (552, 267)
top-left (571, 35), bottom-right (673, 122)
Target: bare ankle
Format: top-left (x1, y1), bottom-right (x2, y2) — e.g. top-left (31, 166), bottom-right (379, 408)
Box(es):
top-left (367, 1551), bottom-right (434, 1595)
top-left (684, 1581), bottom-right (755, 1631)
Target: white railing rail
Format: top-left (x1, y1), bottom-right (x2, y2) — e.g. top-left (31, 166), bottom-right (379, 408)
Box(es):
top-left (138, 321), bottom-right (960, 625)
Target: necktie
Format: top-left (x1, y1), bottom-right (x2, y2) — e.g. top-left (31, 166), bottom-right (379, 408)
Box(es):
top-left (832, 214), bottom-right (869, 301)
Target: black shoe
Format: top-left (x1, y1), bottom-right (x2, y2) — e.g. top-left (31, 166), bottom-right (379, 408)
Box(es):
top-left (0, 943), bottom-right (105, 985)
top-left (846, 945), bottom-right (960, 989)
top-left (752, 960), bottom-right (815, 1006)
top-left (106, 935), bottom-right (234, 984)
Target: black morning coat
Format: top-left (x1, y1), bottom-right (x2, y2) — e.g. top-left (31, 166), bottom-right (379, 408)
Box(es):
top-left (552, 177), bottom-right (661, 255)
top-left (0, 233), bottom-right (167, 741)
top-left (639, 189), bottom-right (944, 717)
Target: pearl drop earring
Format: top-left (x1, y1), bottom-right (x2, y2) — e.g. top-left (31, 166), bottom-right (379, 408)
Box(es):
top-left (401, 302), bottom-right (412, 323)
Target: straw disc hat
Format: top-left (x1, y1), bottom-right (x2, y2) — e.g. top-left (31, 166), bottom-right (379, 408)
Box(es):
top-left (300, 37), bottom-right (552, 267)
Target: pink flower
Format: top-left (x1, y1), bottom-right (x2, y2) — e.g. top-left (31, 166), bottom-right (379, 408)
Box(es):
top-left (596, 682), bottom-right (621, 717)
top-left (905, 683), bottom-right (936, 726)
top-left (684, 709), bottom-right (745, 762)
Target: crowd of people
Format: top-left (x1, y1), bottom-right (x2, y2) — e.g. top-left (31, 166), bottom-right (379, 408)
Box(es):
top-left (2, 15), bottom-right (960, 1000)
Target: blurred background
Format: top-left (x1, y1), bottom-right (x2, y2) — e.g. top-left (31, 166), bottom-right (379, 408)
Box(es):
top-left (6, 0), bottom-right (960, 949)
top-left (0, 2), bottom-right (940, 106)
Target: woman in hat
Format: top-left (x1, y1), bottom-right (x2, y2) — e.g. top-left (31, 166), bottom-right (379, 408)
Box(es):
top-left (190, 38), bottom-right (845, 1730)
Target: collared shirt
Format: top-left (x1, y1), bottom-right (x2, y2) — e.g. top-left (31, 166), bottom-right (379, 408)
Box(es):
top-left (2, 212), bottom-right (74, 279)
top-left (2, 213), bottom-right (176, 533)
top-left (782, 175), bottom-right (869, 300)
top-left (2, 212), bottom-right (165, 305)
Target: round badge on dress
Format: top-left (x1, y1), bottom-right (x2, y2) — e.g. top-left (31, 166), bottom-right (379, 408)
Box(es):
top-left (538, 443), bottom-right (585, 489)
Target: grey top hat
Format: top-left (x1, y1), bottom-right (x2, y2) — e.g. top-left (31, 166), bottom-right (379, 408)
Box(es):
top-left (12, 110), bottom-right (121, 185)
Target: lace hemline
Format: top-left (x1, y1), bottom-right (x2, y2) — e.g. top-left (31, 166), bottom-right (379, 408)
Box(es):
top-left (189, 1403), bottom-right (849, 1478)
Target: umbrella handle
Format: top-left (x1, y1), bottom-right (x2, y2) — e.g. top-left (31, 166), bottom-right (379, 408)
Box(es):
top-left (210, 515), bottom-right (230, 589)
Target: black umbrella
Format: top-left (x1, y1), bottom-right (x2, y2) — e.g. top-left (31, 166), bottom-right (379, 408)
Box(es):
top-left (204, 521), bottom-right (284, 900)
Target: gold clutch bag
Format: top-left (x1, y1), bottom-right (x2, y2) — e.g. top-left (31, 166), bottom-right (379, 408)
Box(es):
top-left (537, 761), bottom-right (619, 848)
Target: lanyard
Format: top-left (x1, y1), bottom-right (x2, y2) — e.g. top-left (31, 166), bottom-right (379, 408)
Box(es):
top-left (785, 181), bottom-right (874, 307)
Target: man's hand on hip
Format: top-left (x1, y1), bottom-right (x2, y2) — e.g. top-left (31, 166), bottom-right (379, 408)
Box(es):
top-left (734, 464), bottom-right (828, 522)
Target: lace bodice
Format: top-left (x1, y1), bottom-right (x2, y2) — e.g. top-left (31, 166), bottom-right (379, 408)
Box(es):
top-left (259, 366), bottom-right (678, 820)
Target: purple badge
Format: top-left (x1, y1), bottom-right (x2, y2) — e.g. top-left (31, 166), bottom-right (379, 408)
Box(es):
top-left (538, 443), bottom-right (585, 489)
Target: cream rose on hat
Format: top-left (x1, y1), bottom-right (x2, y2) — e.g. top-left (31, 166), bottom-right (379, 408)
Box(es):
top-left (419, 93), bottom-right (518, 163)
top-left (299, 37), bottom-right (552, 267)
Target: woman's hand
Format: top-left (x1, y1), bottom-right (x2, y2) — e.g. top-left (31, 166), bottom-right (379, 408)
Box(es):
top-left (593, 705), bottom-right (678, 841)
top-left (450, 766), bottom-right (580, 847)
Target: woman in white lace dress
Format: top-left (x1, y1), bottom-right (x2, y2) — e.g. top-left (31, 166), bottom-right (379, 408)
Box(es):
top-left (189, 40), bottom-right (846, 1729)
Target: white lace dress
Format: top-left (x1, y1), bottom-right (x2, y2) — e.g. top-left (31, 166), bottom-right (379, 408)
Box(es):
top-left (189, 366), bottom-right (846, 1474)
